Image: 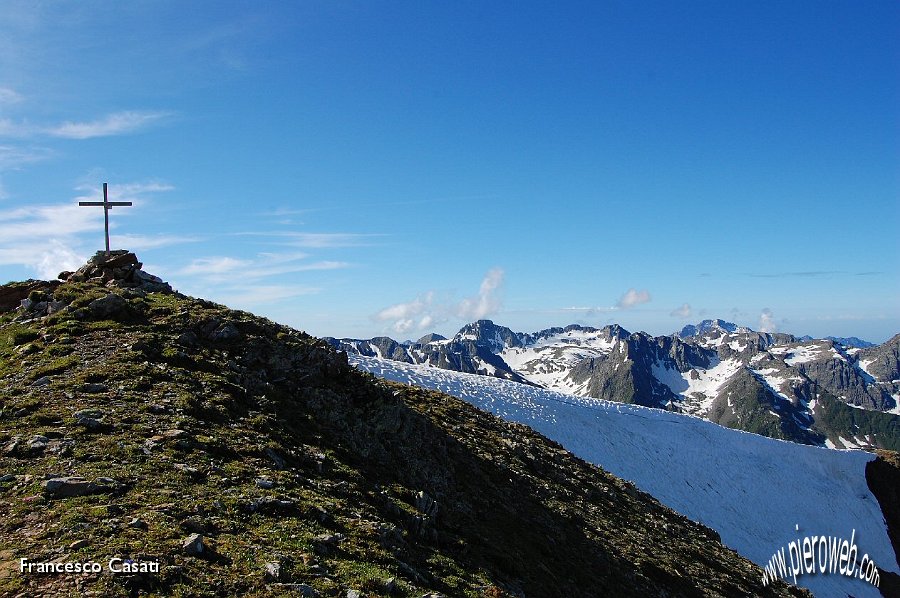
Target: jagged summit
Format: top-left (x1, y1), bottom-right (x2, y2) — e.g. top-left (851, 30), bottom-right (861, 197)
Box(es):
top-left (415, 332), bottom-right (446, 344)
top-left (0, 260), bottom-right (807, 596)
top-left (678, 319), bottom-right (745, 338)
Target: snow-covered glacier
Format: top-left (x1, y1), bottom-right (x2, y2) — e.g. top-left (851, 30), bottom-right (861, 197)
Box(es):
top-left (351, 354), bottom-right (898, 598)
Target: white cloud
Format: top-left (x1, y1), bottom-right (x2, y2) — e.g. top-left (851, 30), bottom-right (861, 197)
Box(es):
top-left (0, 180), bottom-right (172, 277)
top-left (616, 288), bottom-right (651, 309)
top-left (35, 241), bottom-right (84, 278)
top-left (218, 284), bottom-right (320, 306)
top-left (0, 204), bottom-right (99, 242)
top-left (72, 181), bottom-right (175, 208)
top-left (177, 252), bottom-right (349, 285)
top-left (759, 308), bottom-right (778, 333)
top-left (376, 291), bottom-right (435, 323)
top-left (456, 268), bottom-right (505, 320)
top-left (374, 268), bottom-right (505, 334)
top-left (180, 256), bottom-right (251, 275)
top-left (1, 111), bottom-right (171, 140)
top-left (0, 118), bottom-right (34, 137)
top-left (393, 318), bottom-right (415, 335)
top-left (235, 231), bottom-right (381, 248)
top-left (283, 232), bottom-right (377, 248)
top-left (670, 303), bottom-right (692, 318)
top-left (48, 110), bottom-right (171, 139)
top-left (0, 88), bottom-right (23, 104)
top-left (109, 233), bottom-right (198, 250)
top-left (0, 239), bottom-right (85, 279)
top-left (0, 144), bottom-right (54, 170)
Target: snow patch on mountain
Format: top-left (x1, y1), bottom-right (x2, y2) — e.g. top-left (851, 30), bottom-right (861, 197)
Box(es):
top-left (750, 367), bottom-right (803, 403)
top-left (350, 354), bottom-right (897, 598)
top-left (500, 329), bottom-right (619, 390)
top-left (783, 344), bottom-right (825, 366)
top-left (652, 357), bottom-right (743, 416)
top-left (856, 359), bottom-right (877, 384)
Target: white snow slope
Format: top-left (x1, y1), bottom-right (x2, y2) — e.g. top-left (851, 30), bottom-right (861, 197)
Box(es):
top-left (351, 355), bottom-right (898, 598)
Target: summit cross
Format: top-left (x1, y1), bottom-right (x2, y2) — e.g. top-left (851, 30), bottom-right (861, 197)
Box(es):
top-left (78, 182), bottom-right (132, 257)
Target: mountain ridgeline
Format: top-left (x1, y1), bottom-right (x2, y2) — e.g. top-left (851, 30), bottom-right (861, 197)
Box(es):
top-left (328, 319), bottom-right (900, 451)
top-left (0, 252), bottom-right (808, 597)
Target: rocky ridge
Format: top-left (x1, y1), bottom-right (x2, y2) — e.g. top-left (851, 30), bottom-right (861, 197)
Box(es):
top-left (0, 253), bottom-right (807, 597)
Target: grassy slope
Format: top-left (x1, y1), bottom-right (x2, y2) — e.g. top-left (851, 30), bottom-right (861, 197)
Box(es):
top-left (0, 278), bottom-right (806, 597)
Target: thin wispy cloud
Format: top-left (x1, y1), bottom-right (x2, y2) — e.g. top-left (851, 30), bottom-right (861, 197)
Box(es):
top-left (749, 271), bottom-right (839, 278)
top-left (169, 253), bottom-right (330, 313)
top-left (236, 231), bottom-right (382, 248)
top-left (73, 181), bottom-right (175, 204)
top-left (283, 232), bottom-right (380, 248)
top-left (49, 110), bottom-right (171, 139)
top-left (261, 208), bottom-right (317, 218)
top-left (218, 284), bottom-right (321, 306)
top-left (0, 145), bottom-right (53, 170)
top-left (109, 233), bottom-right (198, 251)
top-left (0, 118), bottom-right (35, 138)
top-left (177, 252), bottom-right (350, 284)
top-left (748, 270), bottom-right (886, 279)
top-left (561, 306), bottom-right (617, 313)
top-left (1, 111), bottom-right (172, 140)
top-left (616, 288), bottom-right (651, 309)
top-left (0, 204), bottom-right (99, 242)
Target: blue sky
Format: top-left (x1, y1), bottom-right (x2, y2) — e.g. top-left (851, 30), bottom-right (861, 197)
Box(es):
top-left (1, 1), bottom-right (897, 342)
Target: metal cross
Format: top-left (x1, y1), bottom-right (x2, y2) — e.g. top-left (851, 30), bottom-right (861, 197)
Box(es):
top-left (78, 182), bottom-right (132, 257)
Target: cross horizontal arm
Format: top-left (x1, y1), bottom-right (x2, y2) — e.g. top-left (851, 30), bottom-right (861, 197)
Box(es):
top-left (78, 201), bottom-right (133, 206)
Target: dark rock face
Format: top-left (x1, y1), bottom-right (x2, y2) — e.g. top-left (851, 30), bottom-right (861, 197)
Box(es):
top-left (859, 334), bottom-right (900, 385)
top-left (827, 336), bottom-right (875, 348)
top-left (795, 351), bottom-right (888, 410)
top-left (0, 280), bottom-right (61, 313)
top-left (865, 451), bottom-right (900, 595)
top-left (326, 323), bottom-right (533, 385)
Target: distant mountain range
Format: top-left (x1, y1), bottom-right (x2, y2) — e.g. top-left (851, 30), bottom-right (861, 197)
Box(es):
top-left (327, 319), bottom-right (900, 450)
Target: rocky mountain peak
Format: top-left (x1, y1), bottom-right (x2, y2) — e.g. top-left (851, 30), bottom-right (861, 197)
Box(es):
top-left (679, 319), bottom-right (741, 338)
top-left (415, 332), bottom-right (447, 345)
top-left (453, 319), bottom-right (523, 351)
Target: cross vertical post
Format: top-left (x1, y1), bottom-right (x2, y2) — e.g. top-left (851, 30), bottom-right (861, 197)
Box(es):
top-left (78, 182), bottom-right (133, 257)
top-left (103, 183), bottom-right (110, 255)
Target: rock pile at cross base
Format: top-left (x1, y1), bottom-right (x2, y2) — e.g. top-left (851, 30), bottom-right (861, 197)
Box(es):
top-left (58, 250), bottom-right (172, 294)
top-left (0, 250), bottom-right (172, 316)
top-left (0, 252), bottom-right (808, 597)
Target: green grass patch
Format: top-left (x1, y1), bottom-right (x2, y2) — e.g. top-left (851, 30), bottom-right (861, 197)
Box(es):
top-left (2, 325), bottom-right (39, 348)
top-left (28, 354), bottom-right (78, 380)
